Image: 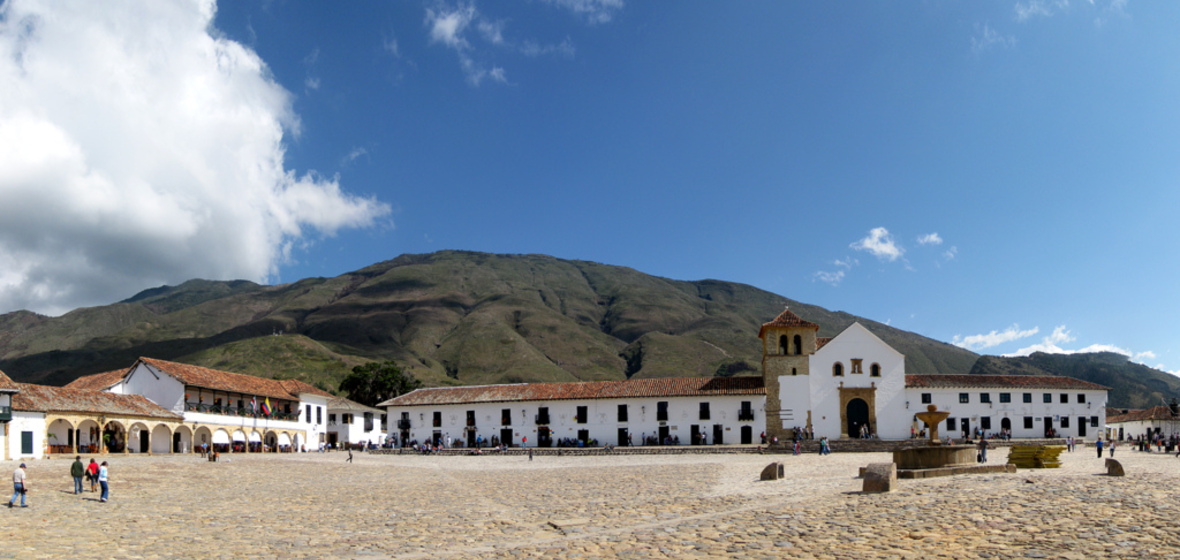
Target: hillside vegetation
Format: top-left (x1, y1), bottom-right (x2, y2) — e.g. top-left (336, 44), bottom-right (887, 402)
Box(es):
top-left (0, 251), bottom-right (978, 390)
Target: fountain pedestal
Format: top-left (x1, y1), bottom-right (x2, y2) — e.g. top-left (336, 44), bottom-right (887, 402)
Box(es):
top-left (889, 405), bottom-right (1015, 478)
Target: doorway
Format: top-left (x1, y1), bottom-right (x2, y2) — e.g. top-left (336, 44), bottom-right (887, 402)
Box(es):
top-left (846, 398), bottom-right (869, 438)
top-left (1000, 417), bottom-right (1011, 433)
top-left (139, 430), bottom-right (150, 453)
top-left (690, 424), bottom-right (700, 445)
top-left (658, 426), bottom-right (670, 445)
top-left (538, 427), bottom-right (551, 447)
top-left (712, 424), bottom-right (723, 445)
top-left (741, 426), bottom-right (752, 444)
top-left (499, 428), bottom-right (514, 448)
top-left (960, 418), bottom-right (970, 438)
top-left (1078, 417), bottom-right (1087, 438)
top-left (617, 428), bottom-right (628, 446)
top-left (1044, 417), bottom-right (1053, 437)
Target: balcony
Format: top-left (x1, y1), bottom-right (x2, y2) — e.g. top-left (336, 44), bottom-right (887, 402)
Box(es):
top-left (185, 403), bottom-right (298, 421)
top-left (0, 405), bottom-right (10, 422)
top-left (397, 419), bottom-right (411, 430)
top-left (738, 410), bottom-right (755, 421)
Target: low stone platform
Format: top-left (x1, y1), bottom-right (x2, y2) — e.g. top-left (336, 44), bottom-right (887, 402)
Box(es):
top-left (898, 463), bottom-right (1016, 479)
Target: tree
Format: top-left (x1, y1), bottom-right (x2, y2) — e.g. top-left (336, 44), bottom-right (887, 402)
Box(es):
top-left (338, 361), bottom-right (421, 407)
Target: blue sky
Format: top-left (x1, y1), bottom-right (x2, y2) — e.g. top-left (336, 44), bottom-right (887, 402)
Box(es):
top-left (0, 0), bottom-right (1175, 373)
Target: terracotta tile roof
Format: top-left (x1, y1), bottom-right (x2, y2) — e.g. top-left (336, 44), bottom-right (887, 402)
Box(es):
top-left (12, 383), bottom-right (181, 419)
top-left (139, 358), bottom-right (333, 401)
top-left (816, 337), bottom-right (833, 350)
top-left (759, 308), bottom-right (819, 338)
top-left (1107, 406), bottom-right (1179, 423)
top-left (380, 376), bottom-right (765, 407)
top-left (0, 369), bottom-right (17, 393)
top-left (63, 369), bottom-right (130, 392)
top-left (327, 396), bottom-right (384, 414)
top-left (905, 374), bottom-right (1109, 391)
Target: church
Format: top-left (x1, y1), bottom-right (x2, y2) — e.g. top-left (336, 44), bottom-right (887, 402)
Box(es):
top-left (760, 309), bottom-right (1109, 443)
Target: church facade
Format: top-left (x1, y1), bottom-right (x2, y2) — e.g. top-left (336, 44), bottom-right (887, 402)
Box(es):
top-left (760, 309), bottom-right (1109, 442)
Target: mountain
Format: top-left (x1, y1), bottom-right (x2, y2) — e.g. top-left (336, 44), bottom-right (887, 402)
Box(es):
top-left (971, 352), bottom-right (1180, 410)
top-left (0, 251), bottom-right (978, 391)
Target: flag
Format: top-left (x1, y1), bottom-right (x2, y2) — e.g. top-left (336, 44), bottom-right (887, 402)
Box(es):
top-left (251, 396), bottom-right (257, 414)
top-left (261, 397), bottom-right (272, 416)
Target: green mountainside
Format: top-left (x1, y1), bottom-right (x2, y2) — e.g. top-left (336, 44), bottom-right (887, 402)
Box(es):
top-left (0, 251), bottom-right (976, 390)
top-left (0, 250), bottom-right (1170, 408)
top-left (971, 352), bottom-right (1180, 409)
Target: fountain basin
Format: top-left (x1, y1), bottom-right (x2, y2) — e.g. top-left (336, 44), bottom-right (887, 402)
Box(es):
top-left (893, 444), bottom-right (976, 470)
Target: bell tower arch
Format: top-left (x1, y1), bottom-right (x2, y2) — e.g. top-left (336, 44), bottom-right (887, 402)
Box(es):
top-left (759, 307), bottom-right (819, 445)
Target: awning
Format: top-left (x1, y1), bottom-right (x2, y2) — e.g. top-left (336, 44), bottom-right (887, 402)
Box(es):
top-left (249, 432), bottom-right (262, 443)
top-left (212, 430), bottom-right (230, 444)
top-left (232, 430), bottom-right (246, 442)
top-left (278, 433), bottom-right (291, 446)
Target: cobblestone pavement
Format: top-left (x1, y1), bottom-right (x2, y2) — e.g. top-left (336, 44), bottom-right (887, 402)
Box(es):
top-left (1, 446), bottom-right (1178, 559)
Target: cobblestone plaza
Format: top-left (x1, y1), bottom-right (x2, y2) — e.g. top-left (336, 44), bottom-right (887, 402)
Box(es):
top-left (2, 448), bottom-right (1178, 559)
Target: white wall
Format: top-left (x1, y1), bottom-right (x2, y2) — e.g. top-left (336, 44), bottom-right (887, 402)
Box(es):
top-left (387, 394), bottom-right (763, 447)
top-left (328, 410), bottom-right (386, 446)
top-left (809, 323), bottom-right (906, 439)
top-left (125, 363), bottom-right (186, 413)
top-left (299, 395), bottom-right (329, 450)
top-left (8, 411), bottom-right (46, 460)
top-left (910, 387), bottom-right (1107, 441)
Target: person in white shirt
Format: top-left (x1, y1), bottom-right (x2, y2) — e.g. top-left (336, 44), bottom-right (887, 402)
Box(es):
top-left (9, 464), bottom-right (27, 508)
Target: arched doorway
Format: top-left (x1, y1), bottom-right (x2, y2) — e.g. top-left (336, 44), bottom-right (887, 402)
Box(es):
top-left (129, 422), bottom-right (150, 453)
top-left (103, 422), bottom-right (127, 453)
top-left (47, 419), bottom-right (74, 454)
top-left (1000, 417), bottom-right (1012, 434)
top-left (173, 425), bottom-right (193, 453)
top-left (212, 429), bottom-right (231, 453)
top-left (278, 432), bottom-right (292, 453)
top-left (78, 420), bottom-right (101, 453)
top-left (846, 398), bottom-right (870, 438)
top-left (194, 426), bottom-right (213, 453)
top-left (151, 424), bottom-right (172, 454)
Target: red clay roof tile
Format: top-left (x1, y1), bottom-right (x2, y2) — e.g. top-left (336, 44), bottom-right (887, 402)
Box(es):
top-left (904, 374), bottom-right (1109, 391)
top-left (63, 369), bottom-right (130, 392)
top-left (12, 383), bottom-right (181, 419)
top-left (380, 376), bottom-right (765, 407)
top-left (0, 369), bottom-right (17, 392)
top-left (139, 358), bottom-right (332, 401)
top-left (759, 309), bottom-right (819, 338)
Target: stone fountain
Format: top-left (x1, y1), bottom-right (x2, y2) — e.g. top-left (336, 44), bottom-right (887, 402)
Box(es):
top-left (892, 405), bottom-right (977, 470)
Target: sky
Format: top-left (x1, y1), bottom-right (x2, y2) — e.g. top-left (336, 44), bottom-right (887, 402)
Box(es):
top-left (0, 0), bottom-right (1176, 373)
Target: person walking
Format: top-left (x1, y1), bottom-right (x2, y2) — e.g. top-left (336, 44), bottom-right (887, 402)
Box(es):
top-left (977, 438), bottom-right (989, 463)
top-left (1109, 440), bottom-right (1115, 457)
top-left (98, 461), bottom-right (109, 503)
top-left (1096, 438), bottom-right (1104, 458)
top-left (346, 447), bottom-right (353, 463)
top-left (86, 459), bottom-right (99, 492)
top-left (9, 464), bottom-right (27, 508)
top-left (70, 456), bottom-right (85, 494)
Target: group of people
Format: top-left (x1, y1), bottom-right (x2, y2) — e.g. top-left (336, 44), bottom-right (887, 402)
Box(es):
top-left (9, 457), bottom-right (109, 509)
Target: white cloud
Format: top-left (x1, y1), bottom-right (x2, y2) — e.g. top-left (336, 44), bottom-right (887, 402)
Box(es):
top-left (812, 270), bottom-right (845, 286)
top-left (542, 0), bottom-right (624, 24)
top-left (488, 66), bottom-right (507, 84)
top-left (384, 36), bottom-right (400, 57)
top-left (850, 227), bottom-right (904, 262)
top-left (341, 147), bottom-right (368, 167)
top-left (944, 246), bottom-right (958, 260)
top-left (1003, 325), bottom-right (1160, 368)
top-left (917, 233), bottom-right (943, 246)
top-left (1015, 0), bottom-right (1069, 22)
top-left (477, 19), bottom-right (505, 45)
top-left (953, 325), bottom-right (1040, 351)
top-left (834, 257), bottom-right (857, 269)
top-left (426, 5), bottom-right (475, 49)
top-left (972, 23), bottom-right (1017, 53)
top-left (304, 77), bottom-right (320, 90)
top-left (520, 37), bottom-right (576, 58)
top-left (0, 0), bottom-right (389, 315)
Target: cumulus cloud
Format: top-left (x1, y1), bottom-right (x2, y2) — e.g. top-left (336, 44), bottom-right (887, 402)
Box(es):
top-left (0, 0), bottom-right (389, 315)
top-left (812, 270), bottom-right (845, 286)
top-left (850, 227), bottom-right (904, 262)
top-left (944, 246), bottom-right (958, 260)
top-left (1004, 325), bottom-right (1160, 368)
top-left (917, 233), bottom-right (943, 245)
top-left (542, 0), bottom-right (624, 24)
top-left (1015, 0), bottom-right (1069, 22)
top-left (952, 325), bottom-right (1040, 351)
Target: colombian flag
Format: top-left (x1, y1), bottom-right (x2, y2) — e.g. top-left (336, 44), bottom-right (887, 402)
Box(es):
top-left (261, 397), bottom-right (272, 416)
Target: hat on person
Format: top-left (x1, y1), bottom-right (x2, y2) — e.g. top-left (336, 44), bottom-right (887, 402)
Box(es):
top-left (19, 463), bottom-right (25, 468)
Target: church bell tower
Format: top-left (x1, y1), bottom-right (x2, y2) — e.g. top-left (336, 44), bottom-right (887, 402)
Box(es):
top-left (759, 307), bottom-right (819, 445)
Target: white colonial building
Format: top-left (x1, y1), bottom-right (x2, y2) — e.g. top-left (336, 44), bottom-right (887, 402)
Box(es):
top-left (380, 377), bottom-right (765, 448)
top-left (326, 396), bottom-right (386, 448)
top-left (67, 357), bottom-right (333, 453)
top-left (760, 309), bottom-right (1109, 442)
top-left (1105, 404), bottom-right (1180, 441)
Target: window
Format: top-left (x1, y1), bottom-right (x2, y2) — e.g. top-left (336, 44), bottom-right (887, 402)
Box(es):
top-left (501, 408), bottom-right (512, 426)
top-left (317, 406), bottom-right (322, 424)
top-left (699, 402), bottom-right (711, 420)
top-left (380, 414), bottom-right (387, 426)
top-left (466, 410), bottom-right (476, 427)
top-left (617, 404), bottom-right (628, 422)
top-left (793, 335), bottom-right (802, 355)
top-left (850, 359), bottom-right (863, 374)
top-left (1060, 393), bottom-right (1068, 404)
top-left (1091, 416), bottom-right (1099, 427)
top-left (237, 399), bottom-right (244, 410)
top-left (328, 413), bottom-right (337, 424)
top-left (306, 404), bottom-right (312, 422)
top-left (1043, 393), bottom-right (1052, 403)
top-left (576, 406), bottom-right (588, 424)
top-left (870, 363), bottom-right (881, 377)
top-left (1078, 394), bottom-right (1086, 403)
top-left (536, 407), bottom-right (549, 425)
top-left (739, 401), bottom-right (754, 421)
top-left (981, 417), bottom-right (991, 430)
top-left (833, 362), bottom-right (844, 377)
top-left (342, 414), bottom-right (352, 424)
top-left (1023, 393), bottom-right (1032, 403)
top-left (364, 412), bottom-right (374, 432)
top-left (1024, 417), bottom-right (1033, 429)
top-left (433, 411), bottom-right (442, 428)
top-left (959, 393), bottom-right (969, 404)
top-left (1000, 393), bottom-right (1011, 403)
top-left (657, 401), bottom-right (669, 422)
top-left (946, 418), bottom-right (955, 431)
top-left (921, 393), bottom-right (932, 404)
top-left (1060, 416), bottom-right (1070, 428)
top-left (980, 393), bottom-right (991, 404)
top-left (779, 335), bottom-right (789, 355)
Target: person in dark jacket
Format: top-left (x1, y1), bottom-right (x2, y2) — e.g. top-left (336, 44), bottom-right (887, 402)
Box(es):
top-left (70, 456), bottom-right (85, 494)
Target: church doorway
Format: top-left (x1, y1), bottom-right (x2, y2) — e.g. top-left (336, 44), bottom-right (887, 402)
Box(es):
top-left (1001, 417), bottom-right (1011, 434)
top-left (846, 398), bottom-right (869, 438)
